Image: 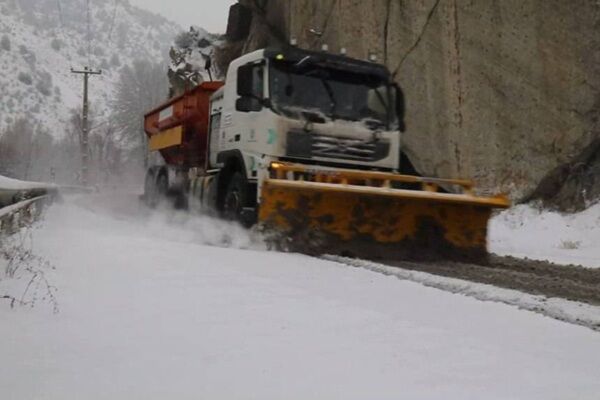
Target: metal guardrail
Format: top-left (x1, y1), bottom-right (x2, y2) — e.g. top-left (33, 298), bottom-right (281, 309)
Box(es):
top-left (0, 196), bottom-right (52, 236)
top-left (0, 176), bottom-right (97, 236)
top-left (0, 177), bottom-right (59, 235)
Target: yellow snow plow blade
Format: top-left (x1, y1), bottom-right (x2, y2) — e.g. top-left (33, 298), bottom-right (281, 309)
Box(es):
top-left (259, 162), bottom-right (510, 261)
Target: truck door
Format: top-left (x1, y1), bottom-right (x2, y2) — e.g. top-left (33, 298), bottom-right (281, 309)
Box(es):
top-left (233, 61), bottom-right (265, 155)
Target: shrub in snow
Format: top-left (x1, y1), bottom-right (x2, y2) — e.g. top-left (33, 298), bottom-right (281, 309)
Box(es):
top-left (174, 31), bottom-right (195, 49)
top-left (0, 227), bottom-right (59, 313)
top-left (560, 240), bottom-right (581, 250)
top-left (110, 54), bottom-right (121, 67)
top-left (35, 71), bottom-right (52, 96)
top-left (0, 35), bottom-right (10, 51)
top-left (50, 38), bottom-right (62, 51)
top-left (35, 80), bottom-right (51, 96)
top-left (18, 72), bottom-right (33, 85)
top-left (19, 45), bottom-right (36, 66)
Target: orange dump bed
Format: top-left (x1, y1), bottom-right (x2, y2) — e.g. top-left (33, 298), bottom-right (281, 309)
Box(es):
top-left (144, 81), bottom-right (224, 167)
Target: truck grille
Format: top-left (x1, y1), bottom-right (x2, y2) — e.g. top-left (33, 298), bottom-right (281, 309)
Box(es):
top-left (287, 130), bottom-right (389, 162)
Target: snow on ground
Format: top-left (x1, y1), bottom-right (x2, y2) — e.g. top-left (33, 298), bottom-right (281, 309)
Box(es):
top-left (2, 194), bottom-right (600, 399)
top-left (490, 203), bottom-right (600, 268)
top-left (328, 256), bottom-right (600, 332)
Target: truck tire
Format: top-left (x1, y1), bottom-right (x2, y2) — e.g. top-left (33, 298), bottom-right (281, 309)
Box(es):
top-left (144, 169), bottom-right (159, 207)
top-left (156, 173), bottom-right (168, 198)
top-left (222, 172), bottom-right (247, 222)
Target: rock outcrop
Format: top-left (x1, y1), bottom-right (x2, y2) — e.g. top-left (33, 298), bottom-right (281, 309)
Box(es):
top-left (168, 27), bottom-right (221, 97)
top-left (220, 0), bottom-right (600, 203)
top-left (526, 138), bottom-right (600, 212)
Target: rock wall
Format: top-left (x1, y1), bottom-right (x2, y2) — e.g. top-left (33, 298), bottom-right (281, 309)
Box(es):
top-left (223, 0), bottom-right (600, 199)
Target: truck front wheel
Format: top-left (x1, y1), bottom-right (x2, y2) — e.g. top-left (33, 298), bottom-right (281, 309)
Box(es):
top-left (222, 172), bottom-right (247, 222)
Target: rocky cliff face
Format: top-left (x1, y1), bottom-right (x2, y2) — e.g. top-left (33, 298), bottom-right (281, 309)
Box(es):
top-left (222, 0), bottom-right (600, 202)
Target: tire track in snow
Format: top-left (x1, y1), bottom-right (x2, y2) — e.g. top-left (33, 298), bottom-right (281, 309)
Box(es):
top-left (325, 256), bottom-right (600, 332)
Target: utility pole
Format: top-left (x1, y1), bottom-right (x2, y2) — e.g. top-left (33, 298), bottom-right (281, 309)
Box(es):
top-left (71, 66), bottom-right (101, 186)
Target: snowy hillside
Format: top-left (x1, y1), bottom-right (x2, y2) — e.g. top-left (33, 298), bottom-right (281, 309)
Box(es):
top-left (0, 0), bottom-right (184, 135)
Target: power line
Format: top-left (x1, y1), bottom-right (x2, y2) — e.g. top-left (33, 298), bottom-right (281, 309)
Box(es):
top-left (86, 0), bottom-right (92, 66)
top-left (55, 0), bottom-right (65, 28)
top-left (55, 0), bottom-right (76, 65)
top-left (107, 0), bottom-right (120, 42)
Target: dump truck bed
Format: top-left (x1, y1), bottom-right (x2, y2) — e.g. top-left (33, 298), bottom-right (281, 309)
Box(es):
top-left (144, 81), bottom-right (224, 168)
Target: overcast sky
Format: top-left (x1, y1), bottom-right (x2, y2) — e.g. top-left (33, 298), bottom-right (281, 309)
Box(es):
top-left (130, 0), bottom-right (236, 33)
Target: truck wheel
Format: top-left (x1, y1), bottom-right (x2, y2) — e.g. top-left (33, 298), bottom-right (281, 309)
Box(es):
top-left (144, 169), bottom-right (158, 207)
top-left (223, 172), bottom-right (247, 222)
top-left (156, 173), bottom-right (168, 199)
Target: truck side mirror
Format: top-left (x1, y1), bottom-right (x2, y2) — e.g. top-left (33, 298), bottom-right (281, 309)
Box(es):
top-left (394, 83), bottom-right (406, 132)
top-left (236, 97), bottom-right (262, 113)
top-left (237, 64), bottom-right (255, 97)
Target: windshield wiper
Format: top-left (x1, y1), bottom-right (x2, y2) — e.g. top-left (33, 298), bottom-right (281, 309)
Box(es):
top-left (319, 78), bottom-right (339, 120)
top-left (372, 87), bottom-right (390, 130)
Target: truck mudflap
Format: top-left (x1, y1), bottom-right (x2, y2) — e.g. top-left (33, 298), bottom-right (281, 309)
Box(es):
top-left (258, 162), bottom-right (510, 262)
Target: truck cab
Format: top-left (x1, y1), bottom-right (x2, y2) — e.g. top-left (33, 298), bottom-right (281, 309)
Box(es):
top-left (208, 47), bottom-right (404, 219)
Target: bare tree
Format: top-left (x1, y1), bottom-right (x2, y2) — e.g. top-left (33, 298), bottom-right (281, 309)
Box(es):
top-left (0, 119), bottom-right (35, 180)
top-left (89, 123), bottom-right (123, 183)
top-left (111, 60), bottom-right (168, 168)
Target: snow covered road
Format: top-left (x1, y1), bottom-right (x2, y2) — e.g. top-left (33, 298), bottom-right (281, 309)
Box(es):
top-left (2, 194), bottom-right (600, 399)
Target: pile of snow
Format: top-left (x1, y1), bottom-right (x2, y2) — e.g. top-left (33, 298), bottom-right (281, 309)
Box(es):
top-left (490, 203), bottom-right (600, 268)
top-left (0, 174), bottom-right (56, 191)
top-left (2, 193), bottom-right (600, 399)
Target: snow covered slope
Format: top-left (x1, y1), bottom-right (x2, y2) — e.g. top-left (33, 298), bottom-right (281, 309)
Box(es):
top-left (2, 194), bottom-right (600, 399)
top-left (490, 203), bottom-right (600, 268)
top-left (0, 0), bottom-right (181, 135)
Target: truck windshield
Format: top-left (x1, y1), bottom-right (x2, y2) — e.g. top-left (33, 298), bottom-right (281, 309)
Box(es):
top-left (269, 61), bottom-right (397, 130)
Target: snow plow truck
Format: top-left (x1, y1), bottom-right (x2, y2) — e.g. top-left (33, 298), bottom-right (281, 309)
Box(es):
top-left (143, 46), bottom-right (510, 261)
